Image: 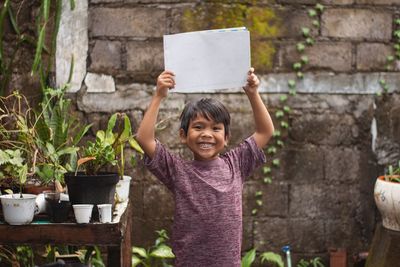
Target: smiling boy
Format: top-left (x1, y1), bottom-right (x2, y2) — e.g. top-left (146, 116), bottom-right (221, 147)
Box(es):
top-left (136, 68), bottom-right (274, 267)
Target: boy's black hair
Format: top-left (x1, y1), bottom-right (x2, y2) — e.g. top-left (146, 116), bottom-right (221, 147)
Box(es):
top-left (180, 98), bottom-right (231, 137)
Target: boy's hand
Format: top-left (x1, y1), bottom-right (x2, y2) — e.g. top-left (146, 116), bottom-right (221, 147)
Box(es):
top-left (243, 67), bottom-right (260, 95)
top-left (156, 70), bottom-right (175, 98)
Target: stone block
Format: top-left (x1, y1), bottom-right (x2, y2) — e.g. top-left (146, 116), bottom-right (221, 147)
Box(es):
top-left (253, 218), bottom-right (290, 252)
top-left (290, 113), bottom-right (357, 145)
top-left (126, 41), bottom-right (164, 72)
top-left (356, 0), bottom-right (400, 4)
top-left (243, 181), bottom-right (289, 217)
top-left (279, 42), bottom-right (352, 72)
top-left (322, 0), bottom-right (354, 4)
top-left (90, 8), bottom-right (167, 37)
top-left (84, 72), bottom-right (116, 93)
top-left (89, 40), bottom-right (121, 72)
top-left (288, 219), bottom-right (325, 252)
top-left (289, 184), bottom-right (359, 219)
top-left (322, 9), bottom-right (392, 40)
top-left (357, 43), bottom-right (393, 71)
top-left (91, 0), bottom-right (123, 3)
top-left (325, 218), bottom-right (366, 251)
top-left (242, 217), bottom-right (254, 251)
top-left (281, 145), bottom-right (324, 184)
top-left (143, 183), bottom-right (174, 219)
top-left (77, 83), bottom-right (154, 112)
top-left (391, 104), bottom-right (400, 144)
top-left (324, 147), bottom-right (362, 184)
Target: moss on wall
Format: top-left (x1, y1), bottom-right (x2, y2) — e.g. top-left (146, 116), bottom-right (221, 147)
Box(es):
top-left (180, 3), bottom-right (281, 72)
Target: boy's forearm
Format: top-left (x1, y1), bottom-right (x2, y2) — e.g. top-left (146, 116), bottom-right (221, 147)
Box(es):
top-left (136, 95), bottom-right (164, 158)
top-left (246, 91), bottom-right (274, 148)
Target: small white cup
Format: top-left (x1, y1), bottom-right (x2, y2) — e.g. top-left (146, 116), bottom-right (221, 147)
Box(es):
top-left (73, 204), bottom-right (93, 224)
top-left (97, 204), bottom-right (112, 223)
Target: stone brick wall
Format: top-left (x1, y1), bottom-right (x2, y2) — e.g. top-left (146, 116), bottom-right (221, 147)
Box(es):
top-left (3, 0), bottom-right (400, 264)
top-left (56, 0), bottom-right (400, 265)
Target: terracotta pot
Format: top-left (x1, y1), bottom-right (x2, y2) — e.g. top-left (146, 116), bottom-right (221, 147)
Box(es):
top-left (374, 175), bottom-right (400, 231)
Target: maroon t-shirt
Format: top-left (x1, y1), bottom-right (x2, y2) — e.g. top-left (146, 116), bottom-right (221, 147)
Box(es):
top-left (144, 136), bottom-right (266, 267)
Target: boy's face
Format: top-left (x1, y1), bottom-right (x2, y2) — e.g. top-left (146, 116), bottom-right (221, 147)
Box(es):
top-left (180, 114), bottom-right (228, 161)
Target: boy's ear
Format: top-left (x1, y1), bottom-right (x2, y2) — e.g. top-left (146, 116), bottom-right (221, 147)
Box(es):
top-left (224, 134), bottom-right (230, 146)
top-left (179, 128), bottom-right (187, 143)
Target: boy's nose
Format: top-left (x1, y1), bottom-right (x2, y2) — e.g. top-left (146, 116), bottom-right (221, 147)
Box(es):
top-left (200, 130), bottom-right (212, 138)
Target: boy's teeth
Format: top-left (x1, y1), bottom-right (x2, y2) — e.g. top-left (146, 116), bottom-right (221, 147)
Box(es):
top-left (199, 143), bottom-right (213, 149)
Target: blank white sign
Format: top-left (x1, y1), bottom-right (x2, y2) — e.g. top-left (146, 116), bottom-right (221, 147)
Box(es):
top-left (163, 27), bottom-right (251, 93)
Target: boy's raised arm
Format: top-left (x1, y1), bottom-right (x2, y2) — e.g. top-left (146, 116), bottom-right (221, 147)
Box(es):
top-left (243, 68), bottom-right (275, 148)
top-left (136, 70), bottom-right (175, 159)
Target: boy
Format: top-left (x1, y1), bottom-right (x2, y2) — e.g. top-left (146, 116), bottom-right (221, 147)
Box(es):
top-left (136, 68), bottom-right (274, 267)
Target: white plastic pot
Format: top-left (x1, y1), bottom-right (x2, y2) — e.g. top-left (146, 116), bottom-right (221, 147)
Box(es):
top-left (0, 194), bottom-right (37, 225)
top-left (73, 204), bottom-right (93, 224)
top-left (115, 175), bottom-right (131, 202)
top-left (374, 176), bottom-right (400, 231)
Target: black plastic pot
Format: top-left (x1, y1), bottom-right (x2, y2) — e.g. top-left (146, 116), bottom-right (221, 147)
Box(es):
top-left (45, 198), bottom-right (71, 223)
top-left (64, 172), bottom-right (119, 206)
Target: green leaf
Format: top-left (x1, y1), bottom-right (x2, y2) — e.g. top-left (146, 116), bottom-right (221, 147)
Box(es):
top-left (281, 121), bottom-right (289, 128)
top-left (276, 140), bottom-right (284, 147)
top-left (283, 106), bottom-right (291, 113)
top-left (279, 95), bottom-right (288, 102)
top-left (132, 247), bottom-right (147, 258)
top-left (19, 164), bottom-right (28, 185)
top-left (251, 209), bottom-right (258, 215)
top-left (262, 166), bottom-right (271, 174)
top-left (260, 252), bottom-right (284, 267)
top-left (297, 42), bottom-right (305, 52)
top-left (255, 191), bottom-right (263, 197)
top-left (301, 27), bottom-right (310, 37)
top-left (131, 256), bottom-right (143, 267)
top-left (293, 62), bottom-right (302, 70)
top-left (72, 123), bottom-right (92, 146)
top-left (267, 146), bottom-right (277, 154)
top-left (275, 110), bottom-right (284, 118)
top-left (306, 37), bottom-right (315, 45)
top-left (263, 177), bottom-right (272, 184)
top-left (308, 9), bottom-right (317, 17)
top-left (256, 200), bottom-right (263, 206)
top-left (70, 0), bottom-right (76, 10)
top-left (315, 3), bottom-right (324, 12)
top-left (31, 24), bottom-right (46, 74)
top-left (297, 71), bottom-right (304, 79)
top-left (272, 159), bottom-right (280, 167)
top-left (273, 130), bottom-right (281, 137)
top-left (312, 20), bottom-right (320, 27)
top-left (288, 80), bottom-right (296, 89)
top-left (129, 138), bottom-right (144, 154)
top-left (301, 55), bottom-right (309, 64)
top-left (241, 248), bottom-right (256, 267)
top-left (150, 244), bottom-right (175, 259)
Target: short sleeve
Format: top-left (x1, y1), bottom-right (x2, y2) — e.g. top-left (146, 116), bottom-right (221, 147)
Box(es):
top-left (224, 136), bottom-right (266, 181)
top-left (143, 140), bottom-right (178, 191)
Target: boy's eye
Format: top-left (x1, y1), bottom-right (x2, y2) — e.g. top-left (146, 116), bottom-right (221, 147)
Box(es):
top-left (193, 125), bottom-right (202, 129)
top-left (213, 127), bottom-right (222, 131)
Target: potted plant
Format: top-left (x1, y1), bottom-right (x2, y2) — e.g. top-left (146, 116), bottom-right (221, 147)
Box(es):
top-left (0, 148), bottom-right (38, 225)
top-left (374, 160), bottom-right (400, 231)
top-left (64, 112), bottom-right (141, 213)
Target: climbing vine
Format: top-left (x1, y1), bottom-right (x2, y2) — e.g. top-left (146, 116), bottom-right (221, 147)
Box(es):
top-left (252, 3), bottom-right (325, 216)
top-left (378, 18), bottom-right (400, 95)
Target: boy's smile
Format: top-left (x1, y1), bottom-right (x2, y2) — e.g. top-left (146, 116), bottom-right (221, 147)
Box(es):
top-left (180, 114), bottom-right (228, 161)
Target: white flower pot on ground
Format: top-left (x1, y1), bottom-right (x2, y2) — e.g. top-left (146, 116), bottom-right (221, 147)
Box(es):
top-left (374, 176), bottom-right (400, 231)
top-left (0, 194), bottom-right (37, 225)
top-left (115, 175), bottom-right (131, 202)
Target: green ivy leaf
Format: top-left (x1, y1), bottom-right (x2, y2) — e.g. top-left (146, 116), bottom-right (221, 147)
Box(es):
top-left (272, 159), bottom-right (280, 167)
top-left (315, 3), bottom-right (324, 12)
top-left (293, 62), bottom-right (302, 70)
top-left (312, 20), bottom-right (320, 27)
top-left (297, 42), bottom-right (305, 52)
top-left (251, 209), bottom-right (258, 215)
top-left (289, 89), bottom-right (297, 96)
top-left (263, 177), bottom-right (272, 184)
top-left (297, 72), bottom-right (304, 79)
top-left (301, 55), bottom-right (309, 64)
top-left (256, 200), bottom-right (263, 206)
top-left (283, 106), bottom-right (291, 113)
top-left (288, 80), bottom-right (296, 89)
top-left (387, 55), bottom-right (395, 62)
top-left (308, 9), bottom-right (317, 17)
top-left (276, 140), bottom-right (284, 147)
top-left (281, 121), bottom-right (289, 128)
top-left (255, 191), bottom-right (263, 197)
top-left (275, 110), bottom-right (284, 118)
top-left (279, 95), bottom-right (288, 102)
top-left (273, 130), bottom-right (281, 137)
top-left (267, 146), bottom-right (277, 154)
top-left (262, 166), bottom-right (271, 174)
top-left (301, 27), bottom-right (310, 37)
top-left (306, 37), bottom-right (315, 45)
